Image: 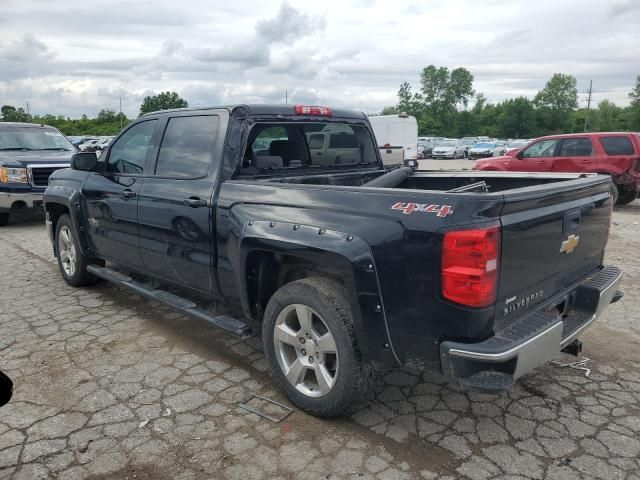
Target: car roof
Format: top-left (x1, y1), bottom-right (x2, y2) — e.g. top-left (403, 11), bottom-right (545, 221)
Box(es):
top-left (537, 132), bottom-right (633, 141)
top-left (140, 104), bottom-right (367, 120)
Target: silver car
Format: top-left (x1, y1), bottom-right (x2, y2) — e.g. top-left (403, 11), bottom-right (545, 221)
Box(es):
top-left (431, 140), bottom-right (466, 159)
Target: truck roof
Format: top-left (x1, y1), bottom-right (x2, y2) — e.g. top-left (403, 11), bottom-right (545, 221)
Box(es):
top-left (140, 104), bottom-right (367, 120)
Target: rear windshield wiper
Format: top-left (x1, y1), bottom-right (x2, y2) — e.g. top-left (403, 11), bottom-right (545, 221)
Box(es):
top-left (39, 148), bottom-right (72, 151)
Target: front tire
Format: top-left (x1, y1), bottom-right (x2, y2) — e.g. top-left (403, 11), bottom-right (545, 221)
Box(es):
top-left (262, 277), bottom-right (372, 417)
top-left (55, 214), bottom-right (103, 287)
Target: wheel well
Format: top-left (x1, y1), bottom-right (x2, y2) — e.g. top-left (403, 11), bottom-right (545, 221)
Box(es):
top-left (245, 251), bottom-right (347, 320)
top-left (46, 203), bottom-right (70, 235)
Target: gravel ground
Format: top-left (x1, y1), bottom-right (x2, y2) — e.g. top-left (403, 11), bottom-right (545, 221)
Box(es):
top-left (0, 199), bottom-right (639, 480)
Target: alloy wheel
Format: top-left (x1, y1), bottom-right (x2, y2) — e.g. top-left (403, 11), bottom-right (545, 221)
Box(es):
top-left (273, 304), bottom-right (339, 397)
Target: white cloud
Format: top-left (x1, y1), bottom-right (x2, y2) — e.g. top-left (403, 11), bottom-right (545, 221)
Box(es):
top-left (0, 0), bottom-right (638, 117)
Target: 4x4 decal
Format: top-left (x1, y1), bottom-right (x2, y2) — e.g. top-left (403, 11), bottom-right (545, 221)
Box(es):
top-left (391, 202), bottom-right (453, 217)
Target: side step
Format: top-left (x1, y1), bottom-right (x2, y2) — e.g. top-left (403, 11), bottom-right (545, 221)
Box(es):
top-left (87, 265), bottom-right (252, 338)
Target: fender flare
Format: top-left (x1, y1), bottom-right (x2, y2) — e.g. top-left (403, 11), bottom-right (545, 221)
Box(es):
top-left (232, 220), bottom-right (401, 368)
top-left (44, 186), bottom-right (95, 257)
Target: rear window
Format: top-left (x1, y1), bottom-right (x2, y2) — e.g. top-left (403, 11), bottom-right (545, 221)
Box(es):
top-left (600, 136), bottom-right (635, 155)
top-left (241, 123), bottom-right (377, 172)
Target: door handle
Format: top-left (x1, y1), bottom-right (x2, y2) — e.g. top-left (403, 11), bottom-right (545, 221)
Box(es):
top-left (183, 197), bottom-right (207, 208)
top-left (120, 189), bottom-right (136, 199)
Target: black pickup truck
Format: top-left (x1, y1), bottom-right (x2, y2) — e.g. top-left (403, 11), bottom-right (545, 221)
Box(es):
top-left (43, 104), bottom-right (622, 417)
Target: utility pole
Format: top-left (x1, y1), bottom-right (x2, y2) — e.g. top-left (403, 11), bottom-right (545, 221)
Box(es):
top-left (25, 102), bottom-right (30, 116)
top-left (119, 96), bottom-right (123, 129)
top-left (584, 79), bottom-right (593, 132)
top-left (285, 90), bottom-right (288, 104)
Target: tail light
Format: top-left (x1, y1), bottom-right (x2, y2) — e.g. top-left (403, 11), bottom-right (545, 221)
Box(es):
top-left (442, 225), bottom-right (501, 307)
top-left (294, 105), bottom-right (332, 116)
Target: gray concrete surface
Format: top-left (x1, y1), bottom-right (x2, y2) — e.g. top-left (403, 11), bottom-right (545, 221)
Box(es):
top-left (0, 200), bottom-right (639, 479)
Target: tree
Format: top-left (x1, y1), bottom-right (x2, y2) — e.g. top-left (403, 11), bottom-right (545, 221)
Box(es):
top-left (139, 91), bottom-right (188, 116)
top-left (534, 74), bottom-right (578, 132)
top-left (498, 97), bottom-right (537, 138)
top-left (1, 105), bottom-right (32, 122)
top-left (594, 100), bottom-right (623, 131)
top-left (380, 106), bottom-right (399, 115)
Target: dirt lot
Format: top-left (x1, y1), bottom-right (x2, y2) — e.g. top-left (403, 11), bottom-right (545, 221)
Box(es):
top-left (0, 197), bottom-right (639, 479)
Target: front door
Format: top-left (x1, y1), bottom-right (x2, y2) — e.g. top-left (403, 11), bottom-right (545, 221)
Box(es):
top-left (83, 119), bottom-right (158, 269)
top-left (138, 113), bottom-right (222, 293)
top-left (552, 137), bottom-right (595, 172)
top-left (516, 138), bottom-right (559, 172)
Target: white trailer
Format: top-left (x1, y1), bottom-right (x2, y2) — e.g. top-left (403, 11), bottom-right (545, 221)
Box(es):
top-left (368, 114), bottom-right (418, 166)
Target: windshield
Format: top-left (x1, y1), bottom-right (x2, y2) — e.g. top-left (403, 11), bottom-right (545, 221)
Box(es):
top-left (460, 138), bottom-right (476, 145)
top-left (473, 142), bottom-right (495, 148)
top-left (438, 141), bottom-right (457, 147)
top-left (241, 122), bottom-right (378, 173)
top-left (0, 126), bottom-right (74, 151)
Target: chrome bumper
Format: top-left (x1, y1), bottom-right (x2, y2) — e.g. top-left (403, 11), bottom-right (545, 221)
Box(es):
top-left (0, 191), bottom-right (44, 211)
top-left (440, 266), bottom-right (623, 392)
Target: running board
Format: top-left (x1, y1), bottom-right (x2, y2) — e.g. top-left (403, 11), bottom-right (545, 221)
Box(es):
top-left (86, 265), bottom-right (252, 338)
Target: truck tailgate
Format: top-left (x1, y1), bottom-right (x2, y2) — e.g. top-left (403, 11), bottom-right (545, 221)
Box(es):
top-left (495, 177), bottom-right (612, 329)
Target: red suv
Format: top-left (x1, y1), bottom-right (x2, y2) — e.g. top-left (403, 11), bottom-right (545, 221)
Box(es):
top-left (473, 132), bottom-right (640, 204)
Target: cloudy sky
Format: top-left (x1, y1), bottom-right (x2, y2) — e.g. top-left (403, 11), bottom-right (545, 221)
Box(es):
top-left (1, 0), bottom-right (639, 118)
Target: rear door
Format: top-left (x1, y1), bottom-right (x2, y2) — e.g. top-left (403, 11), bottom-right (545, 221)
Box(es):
top-left (552, 137), bottom-right (596, 172)
top-left (137, 111), bottom-right (227, 294)
top-left (514, 138), bottom-right (559, 172)
top-left (495, 177), bottom-right (611, 329)
top-left (82, 119), bottom-right (158, 269)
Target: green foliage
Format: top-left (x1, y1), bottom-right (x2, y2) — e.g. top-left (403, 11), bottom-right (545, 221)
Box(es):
top-left (1, 105), bottom-right (32, 122)
top-left (389, 69), bottom-right (639, 138)
top-left (139, 91), bottom-right (188, 116)
top-left (0, 105), bottom-right (131, 136)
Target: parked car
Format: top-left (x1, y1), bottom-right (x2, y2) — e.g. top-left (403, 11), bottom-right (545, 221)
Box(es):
top-left (468, 142), bottom-right (497, 160)
top-left (44, 104), bottom-right (621, 417)
top-left (473, 132), bottom-right (640, 204)
top-left (431, 140), bottom-right (466, 159)
top-left (369, 113), bottom-right (418, 165)
top-left (459, 136), bottom-right (477, 157)
top-left (0, 122), bottom-right (74, 226)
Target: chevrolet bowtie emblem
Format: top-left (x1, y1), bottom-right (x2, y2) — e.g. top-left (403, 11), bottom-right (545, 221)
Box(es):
top-left (560, 234), bottom-right (580, 254)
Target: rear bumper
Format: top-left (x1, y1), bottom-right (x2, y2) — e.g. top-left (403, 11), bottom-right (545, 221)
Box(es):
top-left (0, 191), bottom-right (44, 212)
top-left (440, 266), bottom-right (622, 392)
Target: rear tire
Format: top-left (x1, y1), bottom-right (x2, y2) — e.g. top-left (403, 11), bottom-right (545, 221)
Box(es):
top-left (55, 214), bottom-right (103, 287)
top-left (616, 185), bottom-right (637, 205)
top-left (0, 213), bottom-right (9, 227)
top-left (262, 277), bottom-right (373, 417)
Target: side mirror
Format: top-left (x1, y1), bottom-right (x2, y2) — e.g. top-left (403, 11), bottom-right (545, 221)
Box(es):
top-left (71, 152), bottom-right (98, 171)
top-left (0, 370), bottom-right (12, 407)
top-left (515, 150), bottom-right (524, 160)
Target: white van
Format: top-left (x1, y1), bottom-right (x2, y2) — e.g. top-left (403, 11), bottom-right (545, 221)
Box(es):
top-left (368, 114), bottom-right (418, 165)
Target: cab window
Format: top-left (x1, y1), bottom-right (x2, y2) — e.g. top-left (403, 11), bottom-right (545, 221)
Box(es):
top-left (106, 120), bottom-right (157, 174)
top-left (522, 139), bottom-right (558, 158)
top-left (155, 115), bottom-right (220, 178)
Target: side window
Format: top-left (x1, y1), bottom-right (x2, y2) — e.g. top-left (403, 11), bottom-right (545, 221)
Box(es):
top-left (522, 139), bottom-right (558, 158)
top-left (558, 138), bottom-right (593, 157)
top-left (600, 136), bottom-right (635, 155)
top-left (155, 115), bottom-right (220, 178)
top-left (107, 120), bottom-right (157, 174)
top-left (308, 134), bottom-right (325, 150)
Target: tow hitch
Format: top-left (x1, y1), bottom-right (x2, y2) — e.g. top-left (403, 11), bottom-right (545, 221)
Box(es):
top-left (561, 339), bottom-right (583, 356)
